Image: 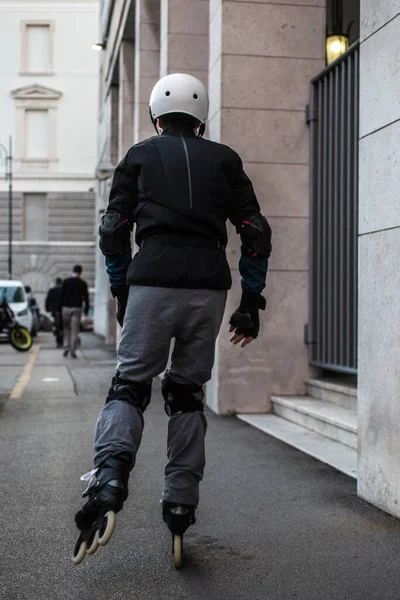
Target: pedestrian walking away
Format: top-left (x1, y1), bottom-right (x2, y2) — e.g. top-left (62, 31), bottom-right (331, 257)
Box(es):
top-left (24, 285), bottom-right (40, 337)
top-left (45, 277), bottom-right (64, 348)
top-left (72, 73), bottom-right (272, 567)
top-left (58, 265), bottom-right (89, 358)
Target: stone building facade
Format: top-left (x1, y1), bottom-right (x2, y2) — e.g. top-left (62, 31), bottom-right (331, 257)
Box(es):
top-left (357, 2), bottom-right (400, 518)
top-left (0, 0), bottom-right (99, 309)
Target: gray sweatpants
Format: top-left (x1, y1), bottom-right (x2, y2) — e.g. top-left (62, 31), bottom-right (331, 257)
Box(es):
top-left (62, 307), bottom-right (82, 352)
top-left (94, 286), bottom-right (227, 506)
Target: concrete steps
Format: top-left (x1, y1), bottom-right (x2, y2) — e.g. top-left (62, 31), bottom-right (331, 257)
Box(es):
top-left (238, 378), bottom-right (358, 478)
top-left (271, 396), bottom-right (357, 449)
top-left (237, 414), bottom-right (357, 479)
top-left (306, 378), bottom-right (357, 410)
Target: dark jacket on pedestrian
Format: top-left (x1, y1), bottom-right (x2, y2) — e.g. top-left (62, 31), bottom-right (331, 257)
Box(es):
top-left (45, 285), bottom-right (62, 317)
top-left (58, 277), bottom-right (89, 315)
top-left (103, 121), bottom-right (269, 293)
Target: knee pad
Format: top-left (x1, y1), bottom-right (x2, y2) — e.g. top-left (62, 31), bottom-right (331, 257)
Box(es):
top-left (162, 375), bottom-right (204, 416)
top-left (106, 372), bottom-right (152, 412)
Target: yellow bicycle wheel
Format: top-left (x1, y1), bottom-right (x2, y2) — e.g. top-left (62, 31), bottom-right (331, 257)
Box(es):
top-left (10, 326), bottom-right (33, 351)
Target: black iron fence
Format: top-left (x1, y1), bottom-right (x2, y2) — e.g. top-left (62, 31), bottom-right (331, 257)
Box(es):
top-left (308, 42), bottom-right (359, 374)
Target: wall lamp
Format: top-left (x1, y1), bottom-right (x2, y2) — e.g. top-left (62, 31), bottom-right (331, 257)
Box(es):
top-left (326, 0), bottom-right (354, 65)
top-left (326, 34), bottom-right (349, 64)
top-left (92, 42), bottom-right (106, 52)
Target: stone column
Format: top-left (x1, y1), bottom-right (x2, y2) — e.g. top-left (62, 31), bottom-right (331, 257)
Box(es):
top-left (134, 0), bottom-right (160, 143)
top-left (118, 40), bottom-right (135, 157)
top-left (207, 0), bottom-right (325, 414)
top-left (160, 0), bottom-right (209, 86)
top-left (358, 8), bottom-right (400, 516)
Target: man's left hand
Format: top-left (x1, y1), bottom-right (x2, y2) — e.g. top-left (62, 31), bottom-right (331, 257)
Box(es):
top-left (229, 326), bottom-right (255, 348)
top-left (228, 290), bottom-right (266, 348)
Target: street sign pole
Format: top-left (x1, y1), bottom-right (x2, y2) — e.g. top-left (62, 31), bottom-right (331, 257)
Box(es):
top-left (7, 136), bottom-right (13, 280)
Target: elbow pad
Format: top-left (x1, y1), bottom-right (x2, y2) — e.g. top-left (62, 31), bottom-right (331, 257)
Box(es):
top-left (99, 211), bottom-right (132, 256)
top-left (239, 213), bottom-right (272, 258)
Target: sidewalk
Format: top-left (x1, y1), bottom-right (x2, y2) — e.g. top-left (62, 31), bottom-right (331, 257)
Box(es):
top-left (1, 333), bottom-right (400, 600)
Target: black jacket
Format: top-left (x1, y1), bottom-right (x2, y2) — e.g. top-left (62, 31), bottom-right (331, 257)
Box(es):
top-left (45, 286), bottom-right (62, 316)
top-left (106, 122), bottom-right (261, 290)
top-left (58, 277), bottom-right (89, 314)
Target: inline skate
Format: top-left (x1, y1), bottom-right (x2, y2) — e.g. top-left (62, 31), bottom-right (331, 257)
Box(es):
top-left (72, 457), bottom-right (129, 565)
top-left (162, 502), bottom-right (196, 568)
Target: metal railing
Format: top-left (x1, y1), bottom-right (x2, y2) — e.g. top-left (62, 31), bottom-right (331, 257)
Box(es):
top-left (308, 42), bottom-right (359, 374)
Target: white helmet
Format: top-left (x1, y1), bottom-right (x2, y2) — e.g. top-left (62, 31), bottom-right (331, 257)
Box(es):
top-left (149, 73), bottom-right (209, 126)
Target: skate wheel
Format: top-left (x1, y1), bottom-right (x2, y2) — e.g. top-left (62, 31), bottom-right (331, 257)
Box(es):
top-left (72, 539), bottom-right (87, 565)
top-left (98, 511), bottom-right (116, 547)
top-left (86, 530), bottom-right (100, 555)
top-left (173, 535), bottom-right (182, 569)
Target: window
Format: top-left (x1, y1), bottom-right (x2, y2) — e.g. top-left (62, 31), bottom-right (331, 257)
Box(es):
top-left (0, 287), bottom-right (24, 304)
top-left (21, 21), bottom-right (54, 75)
top-left (24, 194), bottom-right (47, 240)
top-left (11, 84), bottom-right (62, 171)
top-left (26, 25), bottom-right (50, 72)
top-left (25, 110), bottom-right (49, 159)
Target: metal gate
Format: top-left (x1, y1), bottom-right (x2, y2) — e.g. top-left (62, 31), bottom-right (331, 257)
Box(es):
top-left (308, 43), bottom-right (359, 374)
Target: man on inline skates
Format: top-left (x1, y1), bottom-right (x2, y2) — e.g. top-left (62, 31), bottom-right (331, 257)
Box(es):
top-left (73, 73), bottom-right (272, 567)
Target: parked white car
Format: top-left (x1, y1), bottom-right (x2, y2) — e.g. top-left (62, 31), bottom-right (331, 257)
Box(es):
top-left (0, 280), bottom-right (33, 333)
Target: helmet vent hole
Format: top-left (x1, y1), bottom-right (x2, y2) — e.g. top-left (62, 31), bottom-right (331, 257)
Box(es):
top-left (165, 91), bottom-right (170, 96)
top-left (193, 94), bottom-right (198, 99)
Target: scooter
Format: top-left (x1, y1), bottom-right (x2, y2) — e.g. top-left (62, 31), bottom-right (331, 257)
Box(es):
top-left (0, 297), bottom-right (33, 352)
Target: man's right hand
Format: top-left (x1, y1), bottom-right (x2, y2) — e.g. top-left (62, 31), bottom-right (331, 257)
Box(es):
top-left (111, 286), bottom-right (129, 327)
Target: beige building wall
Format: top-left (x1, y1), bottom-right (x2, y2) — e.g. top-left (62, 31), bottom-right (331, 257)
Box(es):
top-left (119, 40), bottom-right (135, 156)
top-left (208, 0), bottom-right (325, 413)
top-left (160, 0), bottom-right (209, 85)
top-left (134, 0), bottom-right (160, 143)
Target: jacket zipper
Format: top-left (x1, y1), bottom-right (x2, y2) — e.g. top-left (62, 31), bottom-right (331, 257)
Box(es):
top-left (180, 133), bottom-right (193, 209)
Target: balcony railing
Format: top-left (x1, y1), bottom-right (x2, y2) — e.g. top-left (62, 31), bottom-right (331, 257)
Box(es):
top-left (308, 42), bottom-right (359, 374)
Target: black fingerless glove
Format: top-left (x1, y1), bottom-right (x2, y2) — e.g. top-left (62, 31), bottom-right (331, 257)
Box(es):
top-left (111, 286), bottom-right (129, 327)
top-left (229, 290), bottom-right (266, 339)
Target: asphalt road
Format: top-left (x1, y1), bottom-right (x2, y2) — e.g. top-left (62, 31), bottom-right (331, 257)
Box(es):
top-left (1, 333), bottom-right (400, 600)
